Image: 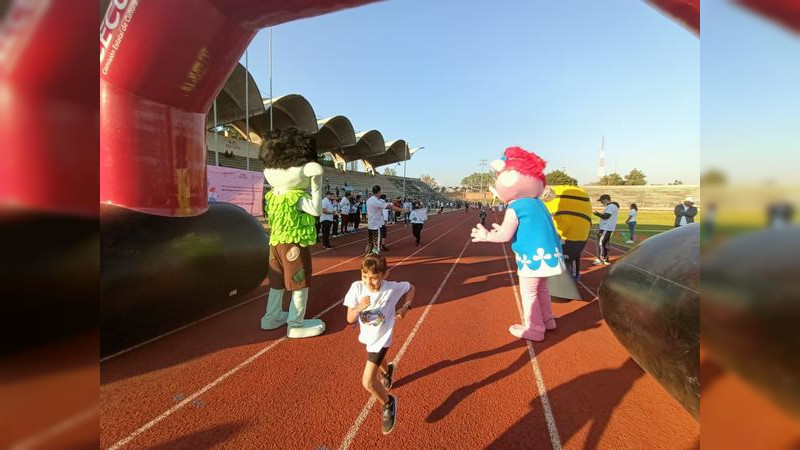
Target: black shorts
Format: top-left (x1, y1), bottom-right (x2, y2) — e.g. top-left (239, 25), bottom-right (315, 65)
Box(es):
top-left (366, 346), bottom-right (389, 365)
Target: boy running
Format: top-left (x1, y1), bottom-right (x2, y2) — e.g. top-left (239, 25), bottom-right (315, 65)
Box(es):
top-left (344, 255), bottom-right (416, 434)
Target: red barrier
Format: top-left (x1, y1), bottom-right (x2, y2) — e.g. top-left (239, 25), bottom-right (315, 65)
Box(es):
top-left (99, 0), bottom-right (374, 216)
top-left (647, 0), bottom-right (700, 35)
top-left (0, 1), bottom-right (97, 217)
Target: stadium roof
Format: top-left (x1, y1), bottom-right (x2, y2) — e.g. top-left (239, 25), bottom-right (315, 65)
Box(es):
top-left (208, 63), bottom-right (414, 168)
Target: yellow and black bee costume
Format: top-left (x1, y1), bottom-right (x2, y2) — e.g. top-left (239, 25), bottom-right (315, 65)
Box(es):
top-left (543, 185), bottom-right (592, 280)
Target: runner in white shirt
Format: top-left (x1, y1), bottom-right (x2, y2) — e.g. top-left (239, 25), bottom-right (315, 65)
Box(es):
top-left (592, 194), bottom-right (618, 265)
top-left (344, 254), bottom-right (416, 434)
top-left (409, 201), bottom-right (428, 246)
top-left (365, 185), bottom-right (406, 256)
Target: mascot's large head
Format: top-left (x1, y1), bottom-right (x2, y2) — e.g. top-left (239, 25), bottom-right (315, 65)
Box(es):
top-left (490, 146), bottom-right (547, 203)
top-left (259, 127), bottom-right (324, 192)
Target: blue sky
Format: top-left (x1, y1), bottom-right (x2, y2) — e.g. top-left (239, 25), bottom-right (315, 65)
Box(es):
top-left (242, 0), bottom-right (700, 186)
top-left (701, 1), bottom-right (800, 184)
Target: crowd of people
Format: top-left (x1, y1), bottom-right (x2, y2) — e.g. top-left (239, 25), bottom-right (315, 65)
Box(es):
top-left (313, 187), bottom-right (448, 251)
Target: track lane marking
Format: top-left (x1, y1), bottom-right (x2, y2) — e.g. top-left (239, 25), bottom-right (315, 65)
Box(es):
top-left (501, 244), bottom-right (562, 450)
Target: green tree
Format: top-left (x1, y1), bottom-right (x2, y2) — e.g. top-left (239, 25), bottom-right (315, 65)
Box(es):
top-left (420, 174), bottom-right (437, 188)
top-left (624, 168), bottom-right (647, 185)
top-left (597, 173), bottom-right (625, 185)
top-left (700, 169), bottom-right (727, 186)
top-left (460, 172), bottom-right (496, 192)
top-left (382, 167), bottom-right (397, 176)
top-left (545, 169), bottom-right (578, 186)
top-left (670, 179), bottom-right (684, 185)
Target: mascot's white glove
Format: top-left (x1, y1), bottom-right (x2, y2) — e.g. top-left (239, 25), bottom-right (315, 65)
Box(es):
top-left (471, 223), bottom-right (489, 242)
top-left (298, 162), bottom-right (324, 217)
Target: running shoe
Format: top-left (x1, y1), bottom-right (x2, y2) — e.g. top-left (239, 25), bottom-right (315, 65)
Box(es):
top-left (382, 395), bottom-right (397, 435)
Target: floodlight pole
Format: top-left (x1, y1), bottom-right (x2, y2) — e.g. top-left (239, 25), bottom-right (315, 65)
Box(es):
top-left (479, 159), bottom-right (487, 202)
top-left (403, 143), bottom-right (407, 200)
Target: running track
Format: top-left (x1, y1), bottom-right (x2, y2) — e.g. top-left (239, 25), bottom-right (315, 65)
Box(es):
top-left (98, 210), bottom-right (700, 449)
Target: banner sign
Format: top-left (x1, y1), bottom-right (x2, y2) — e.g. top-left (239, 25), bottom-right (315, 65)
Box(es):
top-left (207, 165), bottom-right (264, 217)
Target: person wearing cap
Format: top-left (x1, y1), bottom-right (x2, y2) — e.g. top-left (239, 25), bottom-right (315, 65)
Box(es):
top-left (674, 197), bottom-right (698, 228)
top-left (592, 194), bottom-right (618, 265)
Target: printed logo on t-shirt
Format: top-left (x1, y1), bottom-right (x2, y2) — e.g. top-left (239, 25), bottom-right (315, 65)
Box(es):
top-left (359, 309), bottom-right (385, 326)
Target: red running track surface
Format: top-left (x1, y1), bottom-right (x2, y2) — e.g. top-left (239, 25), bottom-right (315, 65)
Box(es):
top-left (98, 210), bottom-right (699, 449)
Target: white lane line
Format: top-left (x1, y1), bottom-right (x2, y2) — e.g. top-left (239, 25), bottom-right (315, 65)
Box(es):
top-left (106, 216), bottom-right (469, 449)
top-left (501, 244), bottom-right (562, 450)
top-left (338, 238), bottom-right (472, 450)
top-left (11, 406), bottom-right (98, 450)
top-left (101, 216), bottom-right (460, 363)
top-left (578, 280), bottom-right (599, 300)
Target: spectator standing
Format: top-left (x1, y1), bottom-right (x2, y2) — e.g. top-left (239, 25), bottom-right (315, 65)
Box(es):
top-left (351, 195), bottom-right (362, 233)
top-left (592, 194), bottom-right (618, 265)
top-left (332, 197), bottom-right (340, 236)
top-left (320, 191), bottom-right (336, 249)
top-left (340, 193), bottom-right (351, 233)
top-left (625, 203), bottom-right (638, 244)
top-left (403, 198), bottom-right (412, 226)
top-left (674, 197), bottom-right (698, 227)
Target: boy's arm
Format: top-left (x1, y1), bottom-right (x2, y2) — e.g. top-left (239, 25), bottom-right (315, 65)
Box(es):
top-left (396, 284), bottom-right (416, 318)
top-left (346, 306), bottom-right (361, 324)
top-left (347, 295), bottom-right (371, 324)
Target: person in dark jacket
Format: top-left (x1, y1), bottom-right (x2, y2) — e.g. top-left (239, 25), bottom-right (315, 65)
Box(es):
top-left (674, 197), bottom-right (698, 227)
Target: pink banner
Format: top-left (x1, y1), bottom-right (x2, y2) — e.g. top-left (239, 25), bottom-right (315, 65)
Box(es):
top-left (206, 166), bottom-right (264, 217)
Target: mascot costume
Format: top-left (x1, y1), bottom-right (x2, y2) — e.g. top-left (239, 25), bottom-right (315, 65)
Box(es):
top-left (541, 185), bottom-right (592, 282)
top-left (259, 128), bottom-right (326, 338)
top-left (471, 147), bottom-right (566, 342)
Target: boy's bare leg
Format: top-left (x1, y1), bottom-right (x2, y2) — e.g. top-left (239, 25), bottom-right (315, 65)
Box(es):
top-left (362, 361), bottom-right (389, 405)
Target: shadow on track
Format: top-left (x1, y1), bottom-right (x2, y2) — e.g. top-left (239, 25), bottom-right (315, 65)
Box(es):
top-left (422, 302), bottom-right (604, 423)
top-left (145, 421), bottom-right (248, 449)
top-left (487, 358), bottom-right (644, 449)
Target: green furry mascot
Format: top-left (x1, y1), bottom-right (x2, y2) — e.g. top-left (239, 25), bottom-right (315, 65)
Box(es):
top-left (259, 127), bottom-right (325, 338)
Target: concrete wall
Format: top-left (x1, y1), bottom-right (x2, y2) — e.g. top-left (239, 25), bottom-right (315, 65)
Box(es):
top-left (445, 185), bottom-right (700, 210)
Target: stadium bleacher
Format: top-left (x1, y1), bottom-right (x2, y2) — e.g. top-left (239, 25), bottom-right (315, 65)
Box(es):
top-left (207, 150), bottom-right (445, 203)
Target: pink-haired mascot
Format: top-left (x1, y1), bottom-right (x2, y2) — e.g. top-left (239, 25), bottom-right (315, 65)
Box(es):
top-left (470, 147), bottom-right (565, 342)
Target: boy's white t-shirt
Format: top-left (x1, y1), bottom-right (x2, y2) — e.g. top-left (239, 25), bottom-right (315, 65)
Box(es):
top-left (382, 208), bottom-right (389, 222)
top-left (628, 209), bottom-right (638, 222)
top-left (339, 198), bottom-right (350, 216)
top-left (343, 280), bottom-right (411, 352)
top-left (599, 203), bottom-right (619, 231)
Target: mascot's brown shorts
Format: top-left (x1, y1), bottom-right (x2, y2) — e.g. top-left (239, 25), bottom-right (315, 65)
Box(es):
top-left (268, 244), bottom-right (312, 291)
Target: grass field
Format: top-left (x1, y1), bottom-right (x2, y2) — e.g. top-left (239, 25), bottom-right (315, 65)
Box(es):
top-left (589, 209), bottom-right (695, 249)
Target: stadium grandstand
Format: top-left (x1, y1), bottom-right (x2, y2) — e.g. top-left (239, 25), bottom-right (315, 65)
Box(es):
top-left (205, 63), bottom-right (444, 203)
